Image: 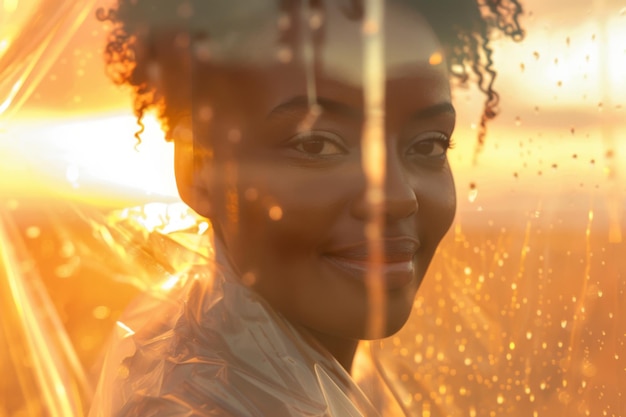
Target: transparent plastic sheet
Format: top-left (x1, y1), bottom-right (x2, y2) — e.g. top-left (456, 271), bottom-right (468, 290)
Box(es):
top-left (0, 1), bottom-right (101, 416)
top-left (0, 0), bottom-right (98, 121)
top-left (87, 204), bottom-right (384, 417)
top-left (0, 211), bottom-right (91, 417)
top-left (1, 1), bottom-right (625, 417)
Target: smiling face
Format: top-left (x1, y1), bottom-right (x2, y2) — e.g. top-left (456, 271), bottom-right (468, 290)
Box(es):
top-left (178, 1), bottom-right (456, 341)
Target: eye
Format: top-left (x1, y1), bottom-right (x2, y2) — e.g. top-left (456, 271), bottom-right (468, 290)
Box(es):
top-left (286, 131), bottom-right (348, 157)
top-left (406, 133), bottom-right (451, 159)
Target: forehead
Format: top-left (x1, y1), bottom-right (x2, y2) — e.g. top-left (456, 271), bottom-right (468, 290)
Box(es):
top-left (179, 1), bottom-right (445, 86)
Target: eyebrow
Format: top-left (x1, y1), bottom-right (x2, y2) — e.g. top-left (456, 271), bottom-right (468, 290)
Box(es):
top-left (266, 96), bottom-right (456, 121)
top-left (409, 101), bottom-right (456, 121)
top-left (267, 96), bottom-right (360, 120)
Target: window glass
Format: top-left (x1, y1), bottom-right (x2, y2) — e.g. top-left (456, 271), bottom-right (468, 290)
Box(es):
top-left (0, 0), bottom-right (623, 416)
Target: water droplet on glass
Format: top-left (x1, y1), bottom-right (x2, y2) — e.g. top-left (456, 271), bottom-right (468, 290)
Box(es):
top-left (60, 240), bottom-right (75, 258)
top-left (174, 32), bottom-right (190, 49)
top-left (429, 52), bottom-right (443, 66)
top-left (242, 272), bottom-right (257, 286)
top-left (26, 226), bottom-right (40, 239)
top-left (245, 188), bottom-right (259, 201)
top-left (228, 129), bottom-right (241, 144)
top-left (309, 12), bottom-right (324, 30)
top-left (198, 105), bottom-right (213, 122)
top-left (54, 264), bottom-right (73, 279)
top-left (362, 19), bottom-right (380, 34)
top-left (468, 183), bottom-right (478, 203)
top-left (277, 14), bottom-right (291, 31)
top-left (93, 306), bottom-right (111, 320)
top-left (194, 39), bottom-right (211, 62)
top-left (269, 206), bottom-right (283, 221)
top-left (276, 46), bottom-right (293, 63)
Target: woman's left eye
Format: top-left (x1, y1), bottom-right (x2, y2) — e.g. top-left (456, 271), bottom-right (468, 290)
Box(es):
top-left (406, 133), bottom-right (451, 159)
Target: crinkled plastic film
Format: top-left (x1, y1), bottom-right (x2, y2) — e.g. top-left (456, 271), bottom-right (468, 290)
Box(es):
top-left (89, 207), bottom-right (381, 417)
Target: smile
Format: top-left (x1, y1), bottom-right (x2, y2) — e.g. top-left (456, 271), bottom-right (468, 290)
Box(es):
top-left (322, 237), bottom-right (420, 290)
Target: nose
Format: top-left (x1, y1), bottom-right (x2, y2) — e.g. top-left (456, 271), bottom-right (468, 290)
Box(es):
top-left (350, 151), bottom-right (418, 222)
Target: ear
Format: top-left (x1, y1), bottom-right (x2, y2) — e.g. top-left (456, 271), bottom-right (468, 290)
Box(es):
top-left (173, 124), bottom-right (213, 218)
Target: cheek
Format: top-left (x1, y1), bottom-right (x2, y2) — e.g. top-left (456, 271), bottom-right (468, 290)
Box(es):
top-left (416, 167), bottom-right (457, 241)
top-left (219, 162), bottom-right (357, 266)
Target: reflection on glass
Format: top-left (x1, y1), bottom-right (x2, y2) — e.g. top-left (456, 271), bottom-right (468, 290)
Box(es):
top-left (0, 0), bottom-right (624, 416)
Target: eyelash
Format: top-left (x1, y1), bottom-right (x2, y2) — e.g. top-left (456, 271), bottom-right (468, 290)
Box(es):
top-left (281, 131), bottom-right (455, 162)
top-left (283, 131), bottom-right (348, 157)
top-left (406, 133), bottom-right (454, 158)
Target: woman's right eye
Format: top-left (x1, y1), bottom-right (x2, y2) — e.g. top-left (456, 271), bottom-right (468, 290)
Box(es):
top-left (285, 132), bottom-right (348, 157)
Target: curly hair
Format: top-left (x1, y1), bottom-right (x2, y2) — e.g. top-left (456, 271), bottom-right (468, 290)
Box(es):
top-left (98, 0), bottom-right (524, 147)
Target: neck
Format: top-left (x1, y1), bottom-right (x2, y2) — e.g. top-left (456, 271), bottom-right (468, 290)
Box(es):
top-left (300, 327), bottom-right (359, 373)
top-left (211, 237), bottom-right (360, 373)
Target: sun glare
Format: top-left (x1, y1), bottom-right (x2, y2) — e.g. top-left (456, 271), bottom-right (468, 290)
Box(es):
top-left (2, 112), bottom-right (178, 202)
top-left (3, 0), bottom-right (19, 13)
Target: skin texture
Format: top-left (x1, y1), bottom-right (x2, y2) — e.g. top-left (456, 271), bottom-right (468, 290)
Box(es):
top-left (175, 2), bottom-right (457, 371)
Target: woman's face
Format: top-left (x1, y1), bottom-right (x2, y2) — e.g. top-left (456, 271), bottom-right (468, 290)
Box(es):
top-left (184, 1), bottom-right (456, 340)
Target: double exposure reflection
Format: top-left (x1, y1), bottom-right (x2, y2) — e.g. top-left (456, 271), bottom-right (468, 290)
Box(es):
top-left (0, 0), bottom-right (624, 416)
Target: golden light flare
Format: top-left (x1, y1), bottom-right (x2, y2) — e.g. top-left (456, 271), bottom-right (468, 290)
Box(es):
top-left (1, 112), bottom-right (178, 205)
top-left (3, 0), bottom-right (19, 13)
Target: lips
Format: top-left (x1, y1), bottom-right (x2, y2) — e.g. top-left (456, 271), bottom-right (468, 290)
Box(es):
top-left (322, 237), bottom-right (420, 290)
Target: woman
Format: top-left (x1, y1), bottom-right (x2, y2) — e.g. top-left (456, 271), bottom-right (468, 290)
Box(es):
top-left (90, 1), bottom-right (523, 415)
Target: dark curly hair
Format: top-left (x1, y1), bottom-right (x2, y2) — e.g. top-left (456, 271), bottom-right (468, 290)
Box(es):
top-left (98, 0), bottom-right (524, 148)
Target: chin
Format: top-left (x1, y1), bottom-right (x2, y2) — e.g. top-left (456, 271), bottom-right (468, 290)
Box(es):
top-left (352, 294), bottom-right (417, 341)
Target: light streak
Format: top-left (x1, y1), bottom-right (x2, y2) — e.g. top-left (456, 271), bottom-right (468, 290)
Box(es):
top-left (362, 0), bottom-right (386, 340)
top-left (0, 212), bottom-right (88, 416)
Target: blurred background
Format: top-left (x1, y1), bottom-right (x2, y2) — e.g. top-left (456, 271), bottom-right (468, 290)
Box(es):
top-left (0, 0), bottom-right (624, 416)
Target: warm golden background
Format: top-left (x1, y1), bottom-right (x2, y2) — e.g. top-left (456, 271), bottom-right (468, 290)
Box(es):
top-left (0, 0), bottom-right (624, 416)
